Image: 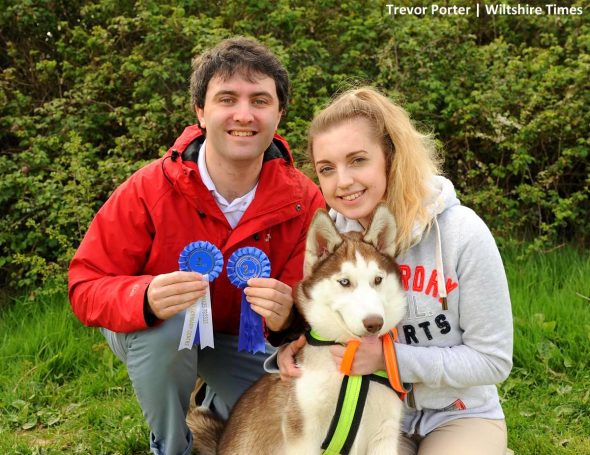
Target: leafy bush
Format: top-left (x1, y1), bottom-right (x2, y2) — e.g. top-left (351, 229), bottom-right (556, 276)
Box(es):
top-left (1, 0), bottom-right (588, 290)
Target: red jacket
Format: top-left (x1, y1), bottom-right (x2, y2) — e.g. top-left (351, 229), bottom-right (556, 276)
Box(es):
top-left (68, 125), bottom-right (325, 334)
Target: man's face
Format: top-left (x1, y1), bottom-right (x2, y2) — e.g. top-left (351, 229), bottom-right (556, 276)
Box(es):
top-left (196, 73), bottom-right (283, 166)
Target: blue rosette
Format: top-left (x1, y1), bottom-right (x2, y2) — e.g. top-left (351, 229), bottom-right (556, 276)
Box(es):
top-left (179, 241), bottom-right (223, 282)
top-left (178, 241), bottom-right (223, 349)
top-left (227, 247), bottom-right (271, 354)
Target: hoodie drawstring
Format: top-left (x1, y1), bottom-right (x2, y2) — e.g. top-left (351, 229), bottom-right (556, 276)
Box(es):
top-left (433, 218), bottom-right (448, 310)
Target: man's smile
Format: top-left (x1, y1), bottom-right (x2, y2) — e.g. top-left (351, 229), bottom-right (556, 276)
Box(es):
top-left (229, 130), bottom-right (256, 137)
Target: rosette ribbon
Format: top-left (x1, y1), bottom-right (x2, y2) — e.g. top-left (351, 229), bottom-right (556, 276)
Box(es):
top-left (177, 241), bottom-right (223, 350)
top-left (227, 247), bottom-right (271, 354)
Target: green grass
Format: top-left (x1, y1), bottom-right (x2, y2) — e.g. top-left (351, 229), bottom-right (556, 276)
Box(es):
top-left (499, 246), bottom-right (590, 454)
top-left (1, 246), bottom-right (589, 454)
top-left (0, 294), bottom-right (150, 454)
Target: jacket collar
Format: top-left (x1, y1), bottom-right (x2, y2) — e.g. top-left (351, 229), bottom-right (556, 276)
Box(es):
top-left (169, 124), bottom-right (294, 165)
top-left (161, 125), bottom-right (305, 239)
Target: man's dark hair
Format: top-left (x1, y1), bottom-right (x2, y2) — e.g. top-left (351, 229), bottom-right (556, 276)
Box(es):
top-left (190, 36), bottom-right (290, 112)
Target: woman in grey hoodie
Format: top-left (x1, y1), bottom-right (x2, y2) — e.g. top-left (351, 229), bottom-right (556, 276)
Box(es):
top-left (276, 87), bottom-right (513, 454)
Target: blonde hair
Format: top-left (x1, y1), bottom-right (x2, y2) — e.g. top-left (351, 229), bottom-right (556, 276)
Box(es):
top-left (307, 87), bottom-right (442, 253)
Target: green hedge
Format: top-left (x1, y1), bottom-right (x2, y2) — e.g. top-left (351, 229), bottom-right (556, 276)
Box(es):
top-left (1, 0), bottom-right (588, 290)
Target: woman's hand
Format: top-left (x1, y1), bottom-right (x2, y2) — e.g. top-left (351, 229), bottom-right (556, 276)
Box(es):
top-left (277, 335), bottom-right (306, 380)
top-left (329, 336), bottom-right (386, 375)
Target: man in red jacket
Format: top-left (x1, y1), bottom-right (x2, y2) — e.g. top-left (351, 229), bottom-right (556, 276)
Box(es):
top-left (68, 37), bottom-right (324, 455)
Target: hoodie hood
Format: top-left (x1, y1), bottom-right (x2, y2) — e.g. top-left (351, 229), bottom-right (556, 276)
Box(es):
top-left (330, 175), bottom-right (460, 307)
top-left (415, 175), bottom-right (460, 243)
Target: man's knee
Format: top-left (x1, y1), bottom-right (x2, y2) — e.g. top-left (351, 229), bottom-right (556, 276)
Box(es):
top-left (128, 313), bottom-right (186, 357)
top-left (122, 314), bottom-right (199, 384)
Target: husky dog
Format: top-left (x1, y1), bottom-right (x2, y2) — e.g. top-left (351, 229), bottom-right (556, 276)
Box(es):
top-left (191, 204), bottom-right (407, 454)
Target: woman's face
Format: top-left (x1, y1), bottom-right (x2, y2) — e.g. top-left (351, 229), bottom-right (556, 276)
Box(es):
top-left (312, 118), bottom-right (388, 228)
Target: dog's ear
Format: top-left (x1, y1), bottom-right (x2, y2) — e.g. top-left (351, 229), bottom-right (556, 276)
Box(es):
top-left (304, 209), bottom-right (343, 277)
top-left (363, 203), bottom-right (397, 258)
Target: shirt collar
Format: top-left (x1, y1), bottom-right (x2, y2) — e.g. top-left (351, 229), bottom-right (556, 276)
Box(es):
top-left (197, 140), bottom-right (258, 209)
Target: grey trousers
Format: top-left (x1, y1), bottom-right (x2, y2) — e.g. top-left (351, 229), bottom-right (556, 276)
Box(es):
top-left (101, 311), bottom-right (273, 455)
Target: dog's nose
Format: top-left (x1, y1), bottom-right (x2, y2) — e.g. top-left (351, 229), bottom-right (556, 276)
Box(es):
top-left (363, 316), bottom-right (383, 333)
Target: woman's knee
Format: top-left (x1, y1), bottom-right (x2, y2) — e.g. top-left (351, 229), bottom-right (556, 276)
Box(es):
top-left (419, 418), bottom-right (507, 455)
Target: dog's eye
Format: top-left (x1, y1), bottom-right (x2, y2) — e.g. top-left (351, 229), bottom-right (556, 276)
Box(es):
top-left (374, 276), bottom-right (383, 285)
top-left (337, 278), bottom-right (350, 287)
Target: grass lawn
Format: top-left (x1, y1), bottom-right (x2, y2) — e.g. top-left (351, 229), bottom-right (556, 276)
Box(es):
top-left (499, 246), bottom-right (590, 454)
top-left (0, 292), bottom-right (149, 453)
top-left (1, 246), bottom-right (589, 454)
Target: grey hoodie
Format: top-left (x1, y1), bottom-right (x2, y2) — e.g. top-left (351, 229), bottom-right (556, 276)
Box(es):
top-left (332, 176), bottom-right (513, 435)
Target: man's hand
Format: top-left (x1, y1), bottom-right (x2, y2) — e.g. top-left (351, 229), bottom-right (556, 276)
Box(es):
top-left (278, 335), bottom-right (306, 380)
top-left (244, 277), bottom-right (293, 332)
top-left (329, 336), bottom-right (386, 375)
top-left (146, 271), bottom-right (208, 320)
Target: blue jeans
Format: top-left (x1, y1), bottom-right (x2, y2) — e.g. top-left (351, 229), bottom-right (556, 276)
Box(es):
top-left (101, 311), bottom-right (273, 455)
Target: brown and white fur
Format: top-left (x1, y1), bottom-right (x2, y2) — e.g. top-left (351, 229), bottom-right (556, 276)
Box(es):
top-left (191, 204), bottom-right (407, 454)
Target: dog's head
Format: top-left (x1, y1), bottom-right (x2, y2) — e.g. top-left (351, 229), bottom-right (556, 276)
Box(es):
top-left (296, 204), bottom-right (407, 342)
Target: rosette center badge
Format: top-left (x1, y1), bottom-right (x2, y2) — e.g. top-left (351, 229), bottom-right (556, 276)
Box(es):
top-left (179, 241), bottom-right (223, 281)
top-left (236, 256), bottom-right (262, 282)
top-left (227, 247), bottom-right (271, 288)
